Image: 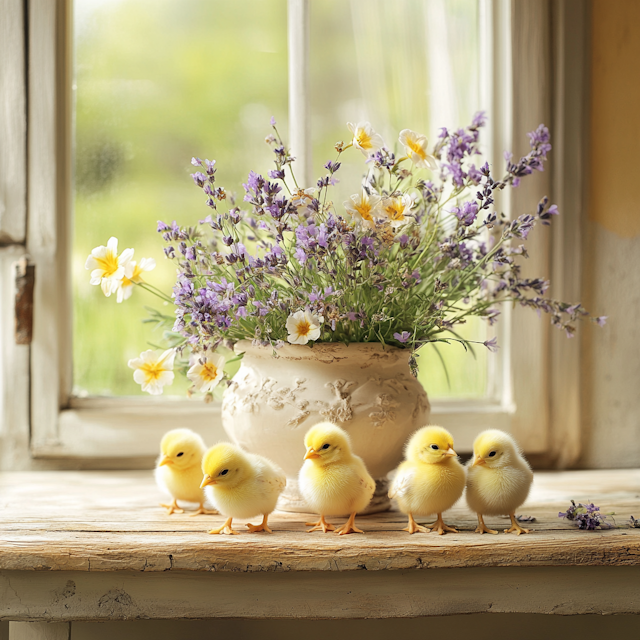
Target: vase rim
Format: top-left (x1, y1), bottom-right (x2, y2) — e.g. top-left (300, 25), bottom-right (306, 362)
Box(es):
top-left (234, 339), bottom-right (408, 363)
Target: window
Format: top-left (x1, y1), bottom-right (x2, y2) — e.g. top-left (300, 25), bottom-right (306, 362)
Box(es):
top-left (0, 0), bottom-right (586, 466)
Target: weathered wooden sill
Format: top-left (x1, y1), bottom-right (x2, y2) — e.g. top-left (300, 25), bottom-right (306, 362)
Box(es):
top-left (1, 469), bottom-right (639, 572)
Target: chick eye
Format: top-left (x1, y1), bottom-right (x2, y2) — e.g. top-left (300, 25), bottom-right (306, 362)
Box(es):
top-left (219, 469), bottom-right (228, 476)
top-left (176, 452), bottom-right (184, 457)
top-left (321, 444), bottom-right (330, 450)
top-left (488, 451), bottom-right (496, 457)
top-left (430, 444), bottom-right (439, 450)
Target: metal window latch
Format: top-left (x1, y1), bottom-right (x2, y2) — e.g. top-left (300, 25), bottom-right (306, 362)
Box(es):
top-left (14, 257), bottom-right (35, 345)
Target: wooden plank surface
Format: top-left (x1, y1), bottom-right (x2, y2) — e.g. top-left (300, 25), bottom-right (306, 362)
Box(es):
top-left (0, 469), bottom-right (638, 573)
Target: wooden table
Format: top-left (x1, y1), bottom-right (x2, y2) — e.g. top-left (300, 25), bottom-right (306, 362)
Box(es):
top-left (1, 469), bottom-right (639, 638)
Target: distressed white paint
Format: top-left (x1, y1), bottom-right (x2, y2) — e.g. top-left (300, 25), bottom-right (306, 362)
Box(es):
top-left (0, 0), bottom-right (26, 245)
top-left (0, 247), bottom-right (30, 469)
top-left (37, 398), bottom-right (225, 459)
top-left (27, 0), bottom-right (68, 453)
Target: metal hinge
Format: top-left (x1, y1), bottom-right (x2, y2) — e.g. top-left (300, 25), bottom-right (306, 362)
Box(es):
top-left (14, 257), bottom-right (35, 345)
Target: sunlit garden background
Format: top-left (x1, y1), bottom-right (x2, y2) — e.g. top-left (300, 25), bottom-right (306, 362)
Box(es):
top-left (73, 0), bottom-right (488, 398)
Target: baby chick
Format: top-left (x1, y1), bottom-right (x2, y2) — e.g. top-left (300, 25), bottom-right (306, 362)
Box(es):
top-left (466, 429), bottom-right (534, 535)
top-left (389, 426), bottom-right (465, 535)
top-left (200, 443), bottom-right (286, 535)
top-left (155, 428), bottom-right (217, 516)
top-left (299, 422), bottom-right (375, 535)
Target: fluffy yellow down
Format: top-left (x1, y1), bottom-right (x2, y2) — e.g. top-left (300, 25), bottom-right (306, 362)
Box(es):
top-left (466, 429), bottom-right (533, 516)
top-left (466, 429), bottom-right (534, 535)
top-left (154, 428), bottom-right (208, 505)
top-left (389, 426), bottom-right (466, 518)
top-left (201, 443), bottom-right (286, 521)
top-left (299, 422), bottom-right (375, 517)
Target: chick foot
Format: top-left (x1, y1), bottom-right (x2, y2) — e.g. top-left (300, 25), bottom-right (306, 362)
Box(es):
top-left (208, 517), bottom-right (239, 535)
top-left (504, 512), bottom-right (531, 535)
top-left (335, 512), bottom-right (364, 535)
top-left (402, 513), bottom-right (430, 534)
top-left (426, 513), bottom-right (458, 535)
top-left (246, 514), bottom-right (273, 533)
top-left (189, 503), bottom-right (219, 517)
top-left (306, 515), bottom-right (335, 533)
top-left (474, 513), bottom-right (499, 535)
top-left (160, 499), bottom-right (184, 515)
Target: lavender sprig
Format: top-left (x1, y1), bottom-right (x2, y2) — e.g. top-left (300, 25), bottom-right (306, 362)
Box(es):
top-left (558, 500), bottom-right (612, 530)
top-left (155, 114), bottom-right (604, 361)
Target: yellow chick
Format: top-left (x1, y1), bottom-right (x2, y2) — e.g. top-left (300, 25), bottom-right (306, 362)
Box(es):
top-left (299, 422), bottom-right (375, 535)
top-left (200, 443), bottom-right (286, 535)
top-left (466, 429), bottom-right (534, 535)
top-left (155, 428), bottom-right (217, 516)
top-left (389, 426), bottom-right (465, 535)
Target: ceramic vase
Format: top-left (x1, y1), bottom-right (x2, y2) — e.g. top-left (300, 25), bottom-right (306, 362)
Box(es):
top-left (221, 340), bottom-right (430, 513)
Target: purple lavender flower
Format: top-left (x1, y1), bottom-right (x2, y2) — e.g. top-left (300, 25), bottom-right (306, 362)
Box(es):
top-left (163, 113), bottom-right (603, 358)
top-left (453, 201), bottom-right (479, 226)
top-left (191, 172), bottom-right (206, 188)
top-left (483, 337), bottom-right (499, 353)
top-left (559, 500), bottom-right (611, 530)
top-left (270, 116), bottom-right (277, 126)
top-left (472, 111), bottom-right (487, 128)
top-left (595, 316), bottom-right (607, 327)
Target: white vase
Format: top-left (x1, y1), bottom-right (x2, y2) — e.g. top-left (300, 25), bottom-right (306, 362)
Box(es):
top-left (221, 340), bottom-right (430, 513)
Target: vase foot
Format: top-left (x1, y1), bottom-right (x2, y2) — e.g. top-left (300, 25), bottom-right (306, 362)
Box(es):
top-left (276, 477), bottom-right (391, 515)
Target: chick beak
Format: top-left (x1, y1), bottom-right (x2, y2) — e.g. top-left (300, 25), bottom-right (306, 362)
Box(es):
top-left (445, 447), bottom-right (458, 457)
top-left (304, 448), bottom-right (320, 460)
top-left (473, 456), bottom-right (486, 467)
top-left (159, 454), bottom-right (172, 467)
top-left (200, 474), bottom-right (216, 489)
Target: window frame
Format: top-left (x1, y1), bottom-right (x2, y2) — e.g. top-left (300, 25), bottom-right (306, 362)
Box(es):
top-left (0, 0), bottom-right (587, 467)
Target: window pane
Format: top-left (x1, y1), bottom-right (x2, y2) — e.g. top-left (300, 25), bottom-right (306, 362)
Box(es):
top-left (73, 0), bottom-right (287, 396)
top-left (309, 0), bottom-right (487, 398)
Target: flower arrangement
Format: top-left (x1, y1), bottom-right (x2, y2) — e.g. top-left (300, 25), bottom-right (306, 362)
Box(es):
top-left (86, 114), bottom-right (605, 395)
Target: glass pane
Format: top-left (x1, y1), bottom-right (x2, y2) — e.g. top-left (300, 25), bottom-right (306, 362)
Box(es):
top-left (309, 0), bottom-right (487, 398)
top-left (73, 0), bottom-right (288, 396)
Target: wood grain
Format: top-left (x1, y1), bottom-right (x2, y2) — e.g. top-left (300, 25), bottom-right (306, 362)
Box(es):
top-left (0, 469), bottom-right (638, 573)
top-left (3, 566), bottom-right (640, 621)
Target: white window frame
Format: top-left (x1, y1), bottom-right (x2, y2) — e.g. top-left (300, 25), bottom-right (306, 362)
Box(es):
top-left (0, 0), bottom-right (587, 468)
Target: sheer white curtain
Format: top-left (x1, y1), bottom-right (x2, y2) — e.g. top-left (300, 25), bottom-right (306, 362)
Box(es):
top-left (348, 0), bottom-right (479, 144)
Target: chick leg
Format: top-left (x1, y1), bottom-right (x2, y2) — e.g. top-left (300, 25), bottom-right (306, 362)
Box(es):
top-left (189, 502), bottom-right (219, 516)
top-left (427, 513), bottom-right (458, 535)
top-left (160, 499), bottom-right (184, 515)
top-left (306, 515), bottom-right (335, 533)
top-left (402, 513), bottom-right (430, 534)
top-left (246, 513), bottom-right (273, 533)
top-left (474, 513), bottom-right (499, 535)
top-left (208, 517), bottom-right (239, 535)
top-left (505, 512), bottom-right (531, 535)
top-left (334, 512), bottom-right (365, 535)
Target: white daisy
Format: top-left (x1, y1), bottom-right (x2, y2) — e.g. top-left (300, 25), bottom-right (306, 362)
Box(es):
top-left (286, 310), bottom-right (324, 345)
